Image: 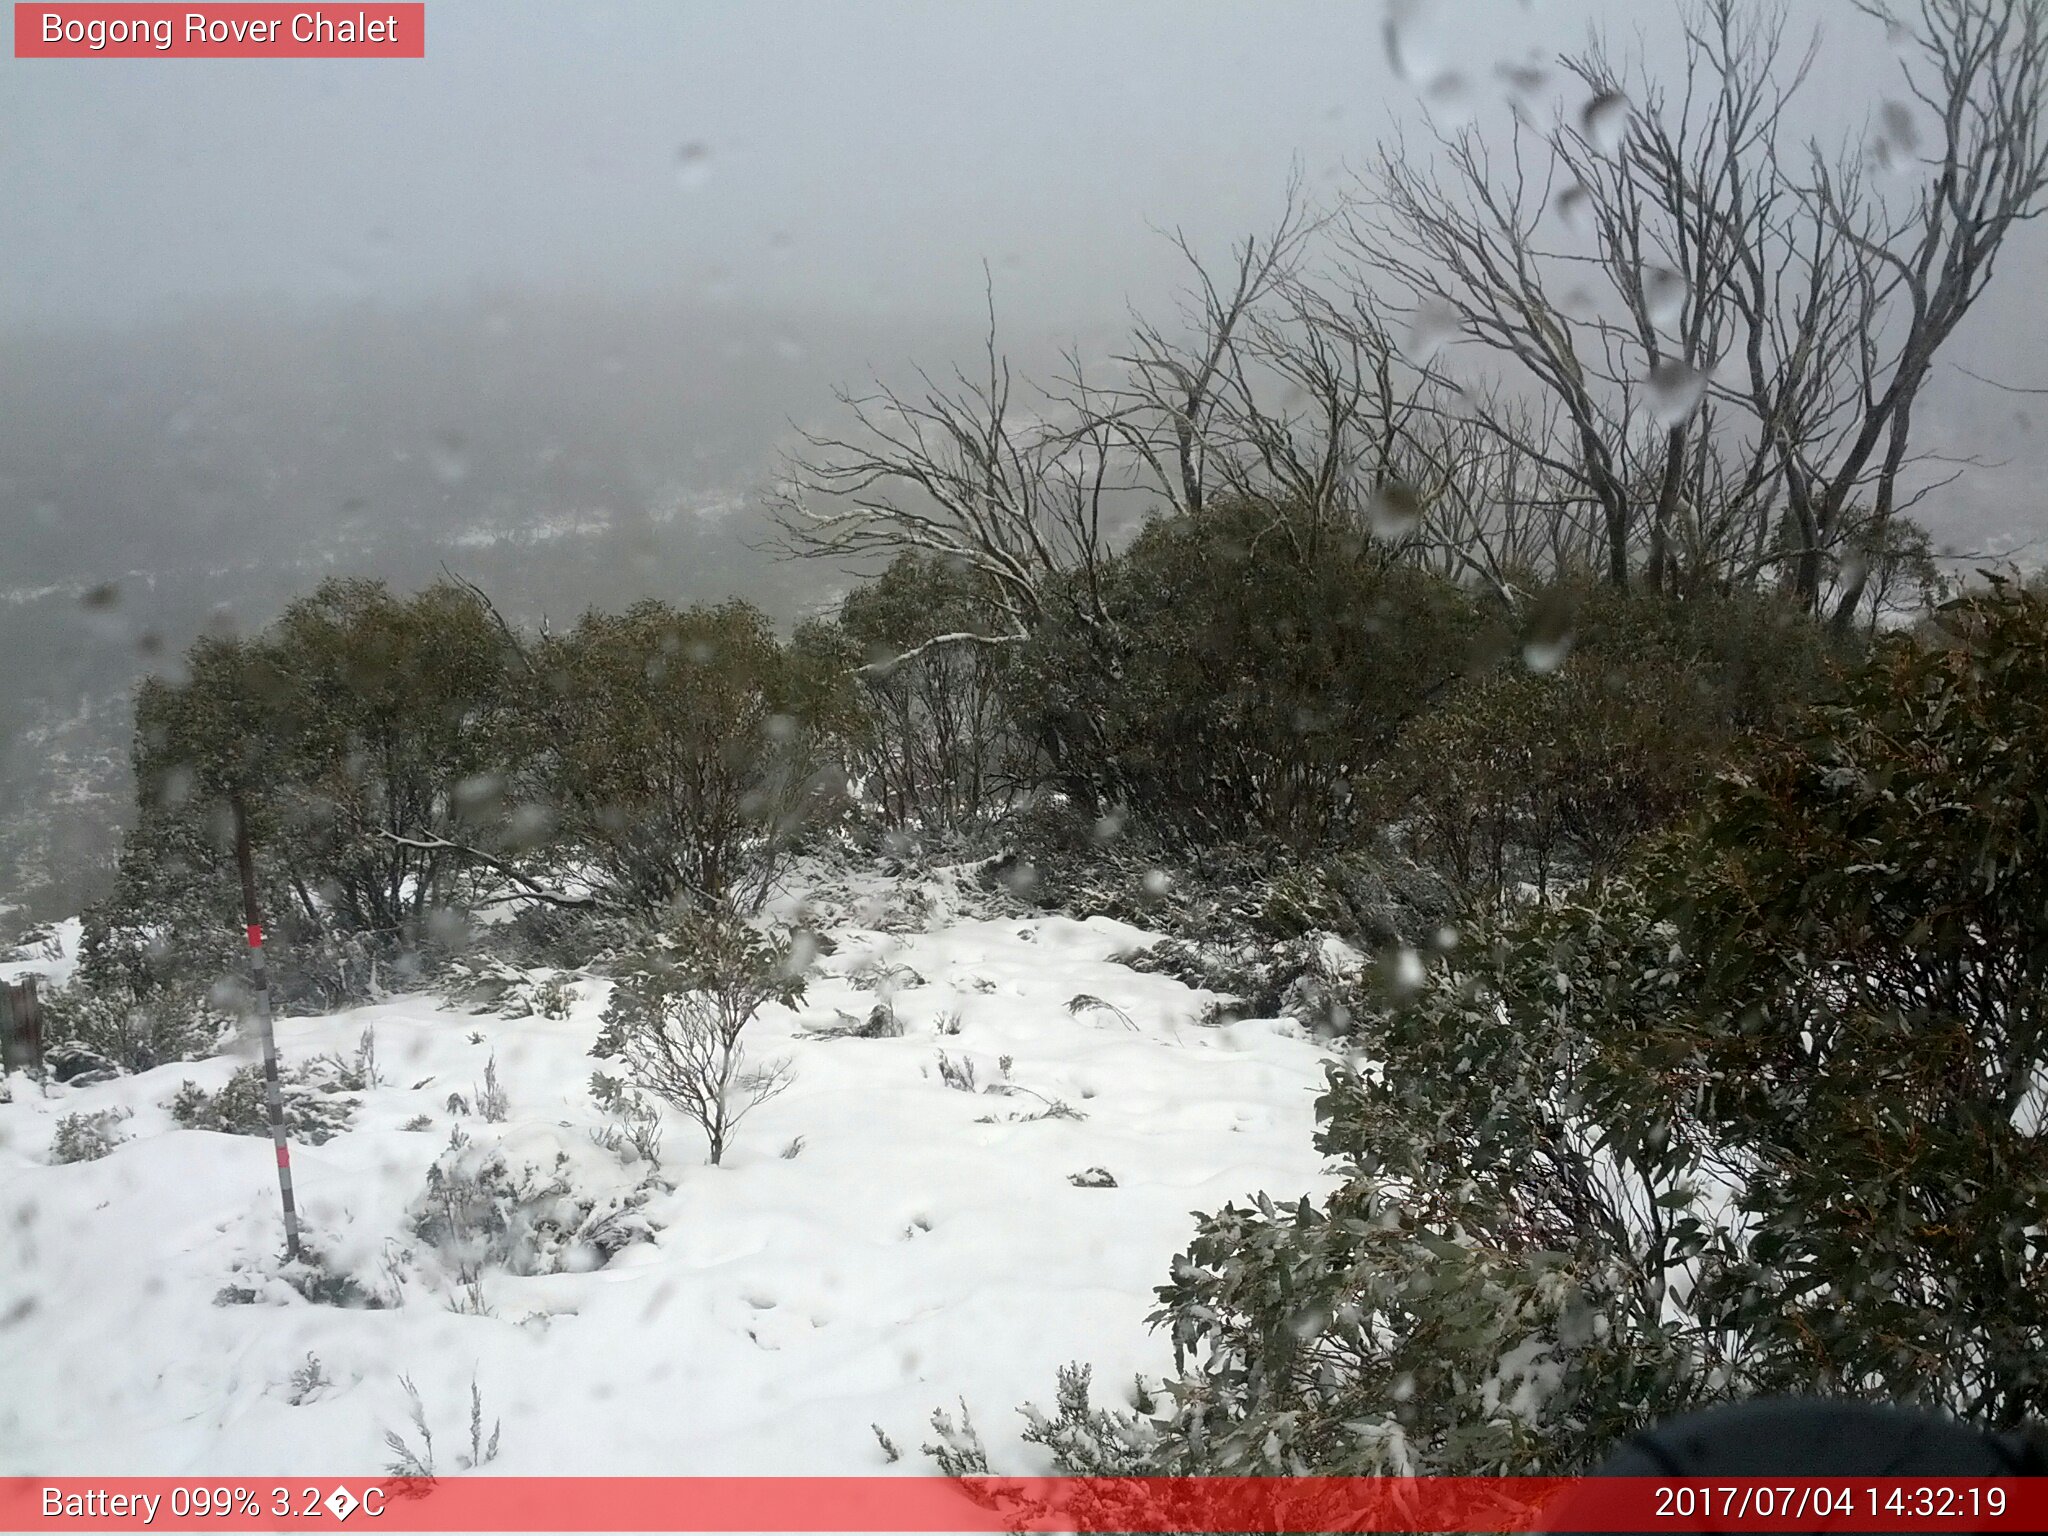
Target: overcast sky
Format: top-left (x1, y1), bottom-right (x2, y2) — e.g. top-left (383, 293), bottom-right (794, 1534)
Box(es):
top-left (0, 0), bottom-right (1761, 327)
top-left (2, 0), bottom-right (2043, 556)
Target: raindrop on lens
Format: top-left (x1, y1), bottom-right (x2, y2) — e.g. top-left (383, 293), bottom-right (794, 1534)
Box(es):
top-left (1382, 0), bottom-right (1438, 84)
top-left (1523, 631), bottom-right (1575, 674)
top-left (1645, 358), bottom-right (1708, 427)
top-left (79, 582), bottom-right (126, 643)
top-left (1425, 71), bottom-right (1474, 121)
top-left (1368, 480), bottom-right (1423, 539)
top-left (429, 434), bottom-right (469, 486)
top-left (1879, 100), bottom-right (1918, 155)
top-left (1522, 585), bottom-right (1577, 674)
top-left (1404, 299), bottom-right (1460, 365)
top-left (1643, 266), bottom-right (1686, 327)
top-left (674, 141), bottom-right (712, 189)
top-left (1581, 90), bottom-right (1631, 155)
top-left (1554, 182), bottom-right (1593, 234)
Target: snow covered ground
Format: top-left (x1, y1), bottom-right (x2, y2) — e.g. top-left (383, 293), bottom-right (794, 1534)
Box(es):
top-left (0, 866), bottom-right (1340, 1477)
top-left (0, 915), bottom-right (81, 989)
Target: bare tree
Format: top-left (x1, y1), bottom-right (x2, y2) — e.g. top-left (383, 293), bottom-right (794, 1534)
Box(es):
top-left (1340, 116), bottom-right (1660, 589)
top-left (771, 195), bottom-right (1321, 659)
top-left (1801, 0), bottom-right (2047, 625)
top-left (778, 0), bottom-right (2042, 634)
top-left (1097, 177), bottom-right (1323, 522)
top-left (769, 279), bottom-right (1116, 659)
top-left (1337, 0), bottom-right (2044, 610)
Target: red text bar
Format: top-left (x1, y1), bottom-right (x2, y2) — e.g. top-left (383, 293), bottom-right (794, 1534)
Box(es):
top-left (4, 1476), bottom-right (2044, 1532)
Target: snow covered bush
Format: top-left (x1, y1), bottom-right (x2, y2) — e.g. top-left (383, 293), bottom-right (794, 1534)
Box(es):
top-left (49, 1106), bottom-right (133, 1163)
top-left (438, 956), bottom-right (578, 1019)
top-left (166, 1059), bottom-right (358, 1145)
top-left (407, 1124), bottom-right (658, 1278)
top-left (593, 911), bottom-right (802, 1165)
top-left (39, 982), bottom-right (228, 1075)
top-left (587, 1072), bottom-right (664, 1166)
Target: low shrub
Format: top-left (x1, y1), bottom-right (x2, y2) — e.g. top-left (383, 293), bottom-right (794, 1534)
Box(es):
top-left (407, 1126), bottom-right (659, 1278)
top-left (49, 1106), bottom-right (134, 1164)
top-left (167, 1059), bottom-right (358, 1145)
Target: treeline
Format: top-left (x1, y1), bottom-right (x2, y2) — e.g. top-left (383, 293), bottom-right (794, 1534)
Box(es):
top-left (73, 485), bottom-right (1845, 1059)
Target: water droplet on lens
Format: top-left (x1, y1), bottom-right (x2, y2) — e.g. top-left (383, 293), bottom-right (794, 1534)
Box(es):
top-left (1404, 298), bottom-right (1460, 365)
top-left (429, 434), bottom-right (468, 485)
top-left (1643, 265), bottom-right (1686, 327)
top-left (1879, 100), bottom-right (1917, 154)
top-left (1523, 632), bottom-right (1575, 674)
top-left (674, 141), bottom-right (712, 189)
top-left (1382, 0), bottom-right (1437, 84)
top-left (1368, 480), bottom-right (1423, 539)
top-left (1555, 182), bottom-right (1593, 234)
top-left (1581, 90), bottom-right (1631, 156)
top-left (1645, 358), bottom-right (1708, 427)
top-left (1425, 71), bottom-right (1474, 120)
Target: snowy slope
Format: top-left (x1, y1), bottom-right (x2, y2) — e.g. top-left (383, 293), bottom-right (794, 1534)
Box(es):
top-left (0, 869), bottom-right (1341, 1477)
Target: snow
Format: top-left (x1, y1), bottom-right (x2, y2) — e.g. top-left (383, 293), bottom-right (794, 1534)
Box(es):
top-left (1, 915), bottom-right (82, 989)
top-left (0, 868), bottom-right (1341, 1477)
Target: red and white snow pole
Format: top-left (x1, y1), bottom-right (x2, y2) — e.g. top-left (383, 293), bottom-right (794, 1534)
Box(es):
top-left (230, 791), bottom-right (302, 1262)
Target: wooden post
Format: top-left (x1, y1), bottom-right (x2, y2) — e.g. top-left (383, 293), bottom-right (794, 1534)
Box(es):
top-left (1, 976), bottom-right (43, 1073)
top-left (231, 791), bottom-right (302, 1261)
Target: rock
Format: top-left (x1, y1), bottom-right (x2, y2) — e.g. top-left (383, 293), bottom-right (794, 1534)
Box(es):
top-left (44, 1042), bottom-right (120, 1086)
top-left (859, 1004), bottom-right (903, 1038)
top-left (1068, 1166), bottom-right (1118, 1188)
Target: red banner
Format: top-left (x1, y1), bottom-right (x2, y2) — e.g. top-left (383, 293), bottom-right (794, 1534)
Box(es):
top-left (13, 5), bottom-right (424, 57)
top-left (3, 1476), bottom-right (2043, 1532)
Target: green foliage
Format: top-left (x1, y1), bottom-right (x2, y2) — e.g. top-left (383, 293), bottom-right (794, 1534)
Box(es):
top-left (1148, 877), bottom-right (1715, 1477)
top-left (1383, 586), bottom-right (1842, 909)
top-left (536, 599), bottom-right (856, 912)
top-left (258, 579), bottom-right (528, 933)
top-left (1009, 501), bottom-right (1496, 849)
top-left (93, 578), bottom-right (524, 1009)
top-left (1028, 578), bottom-right (2047, 1478)
top-left (1666, 579), bottom-right (2048, 1422)
top-left (836, 553), bottom-right (1029, 828)
top-left (91, 580), bottom-right (863, 1026)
